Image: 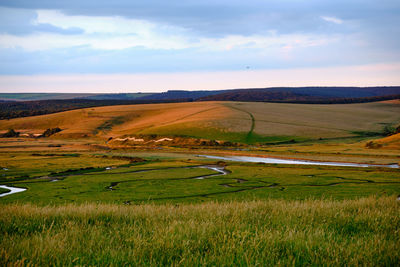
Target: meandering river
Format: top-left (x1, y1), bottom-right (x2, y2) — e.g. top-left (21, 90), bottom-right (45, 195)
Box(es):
top-left (0, 185), bottom-right (27, 197)
top-left (199, 155), bottom-right (399, 168)
top-left (1, 154), bottom-right (398, 198)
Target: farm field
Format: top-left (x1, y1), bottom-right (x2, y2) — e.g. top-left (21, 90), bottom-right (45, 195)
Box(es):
top-left (0, 101), bottom-right (399, 266)
top-left (1, 101), bottom-right (399, 144)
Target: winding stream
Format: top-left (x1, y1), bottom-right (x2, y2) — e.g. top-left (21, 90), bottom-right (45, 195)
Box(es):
top-left (200, 155), bottom-right (399, 168)
top-left (194, 166), bottom-right (229, 179)
top-left (108, 165), bottom-right (229, 190)
top-left (0, 185), bottom-right (27, 197)
top-left (1, 154), bottom-right (398, 198)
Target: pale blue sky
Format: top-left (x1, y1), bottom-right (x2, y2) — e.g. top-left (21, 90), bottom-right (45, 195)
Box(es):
top-left (0, 0), bottom-right (399, 92)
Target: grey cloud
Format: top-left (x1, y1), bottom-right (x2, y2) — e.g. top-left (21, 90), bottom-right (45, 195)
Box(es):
top-left (2, 38), bottom-right (399, 75)
top-left (0, 0), bottom-right (399, 76)
top-left (33, 23), bottom-right (84, 35)
top-left (0, 7), bottom-right (37, 35)
top-left (0, 0), bottom-right (399, 36)
top-left (0, 7), bottom-right (84, 35)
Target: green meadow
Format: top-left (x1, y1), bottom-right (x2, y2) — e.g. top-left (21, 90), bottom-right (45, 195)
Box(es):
top-left (1, 151), bottom-right (399, 266)
top-left (0, 187), bottom-right (9, 194)
top-left (1, 152), bottom-right (399, 204)
top-left (1, 197), bottom-right (399, 266)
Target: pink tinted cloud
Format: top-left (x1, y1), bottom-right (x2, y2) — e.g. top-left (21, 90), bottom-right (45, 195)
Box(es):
top-left (0, 63), bottom-right (399, 93)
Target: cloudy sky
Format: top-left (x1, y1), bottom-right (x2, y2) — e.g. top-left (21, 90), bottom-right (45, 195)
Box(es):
top-left (0, 0), bottom-right (399, 92)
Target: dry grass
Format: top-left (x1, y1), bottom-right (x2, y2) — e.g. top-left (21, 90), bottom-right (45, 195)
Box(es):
top-left (0, 101), bottom-right (399, 142)
top-left (0, 102), bottom-right (236, 138)
top-left (225, 102), bottom-right (400, 138)
top-left (380, 99), bottom-right (400, 104)
top-left (372, 133), bottom-right (400, 150)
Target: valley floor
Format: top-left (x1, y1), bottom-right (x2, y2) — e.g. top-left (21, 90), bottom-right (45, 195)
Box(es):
top-left (0, 146), bottom-right (399, 204)
top-left (0, 139), bottom-right (399, 265)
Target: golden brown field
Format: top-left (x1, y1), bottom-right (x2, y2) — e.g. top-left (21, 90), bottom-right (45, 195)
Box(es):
top-left (1, 101), bottom-right (399, 144)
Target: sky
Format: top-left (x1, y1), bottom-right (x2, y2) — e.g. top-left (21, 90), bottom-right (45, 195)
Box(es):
top-left (0, 0), bottom-right (399, 92)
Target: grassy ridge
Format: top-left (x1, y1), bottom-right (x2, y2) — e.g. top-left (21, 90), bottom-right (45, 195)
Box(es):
top-left (1, 196), bottom-right (399, 266)
top-left (1, 101), bottom-right (399, 143)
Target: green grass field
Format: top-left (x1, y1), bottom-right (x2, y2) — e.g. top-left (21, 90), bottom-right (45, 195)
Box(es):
top-left (0, 151), bottom-right (399, 266)
top-left (1, 152), bottom-right (399, 205)
top-left (0, 187), bottom-right (10, 194)
top-left (1, 197), bottom-right (399, 266)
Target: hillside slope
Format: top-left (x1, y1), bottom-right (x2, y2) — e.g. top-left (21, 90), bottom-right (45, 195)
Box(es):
top-left (367, 133), bottom-right (400, 150)
top-left (0, 101), bottom-right (399, 144)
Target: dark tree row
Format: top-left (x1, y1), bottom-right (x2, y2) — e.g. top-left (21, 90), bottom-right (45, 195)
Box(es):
top-left (198, 91), bottom-right (400, 104)
top-left (0, 93), bottom-right (399, 120)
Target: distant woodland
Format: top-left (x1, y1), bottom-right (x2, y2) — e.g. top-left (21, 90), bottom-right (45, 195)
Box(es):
top-left (198, 91), bottom-right (400, 104)
top-left (0, 99), bottom-right (191, 120)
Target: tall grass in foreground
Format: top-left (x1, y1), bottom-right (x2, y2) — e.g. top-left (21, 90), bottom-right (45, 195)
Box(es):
top-left (1, 197), bottom-right (399, 266)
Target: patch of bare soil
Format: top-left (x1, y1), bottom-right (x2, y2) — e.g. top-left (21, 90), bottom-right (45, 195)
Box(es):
top-left (107, 135), bottom-right (240, 148)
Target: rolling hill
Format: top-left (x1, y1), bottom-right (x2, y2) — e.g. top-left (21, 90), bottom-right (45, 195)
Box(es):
top-left (1, 87), bottom-right (399, 121)
top-left (0, 98), bottom-right (191, 120)
top-left (1, 101), bottom-right (399, 144)
top-left (367, 133), bottom-right (400, 150)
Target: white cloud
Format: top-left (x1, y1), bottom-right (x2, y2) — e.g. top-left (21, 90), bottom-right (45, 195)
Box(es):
top-left (0, 9), bottom-right (338, 52)
top-left (34, 10), bottom-right (179, 36)
top-left (197, 33), bottom-right (333, 51)
top-left (321, 16), bottom-right (343, 24)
